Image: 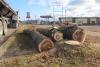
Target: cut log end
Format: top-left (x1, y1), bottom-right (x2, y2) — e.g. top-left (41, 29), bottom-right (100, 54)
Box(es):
top-left (73, 28), bottom-right (86, 43)
top-left (53, 32), bottom-right (63, 42)
top-left (23, 29), bottom-right (54, 52)
top-left (58, 25), bottom-right (78, 40)
top-left (38, 38), bottom-right (54, 52)
top-left (37, 28), bottom-right (63, 42)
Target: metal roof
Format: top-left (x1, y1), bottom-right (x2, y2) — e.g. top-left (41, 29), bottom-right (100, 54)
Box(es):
top-left (59, 17), bottom-right (100, 19)
top-left (40, 15), bottom-right (53, 18)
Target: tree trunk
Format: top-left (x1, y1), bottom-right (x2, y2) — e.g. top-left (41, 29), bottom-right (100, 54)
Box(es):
top-left (23, 29), bottom-right (54, 52)
top-left (37, 28), bottom-right (63, 42)
top-left (58, 25), bottom-right (78, 40)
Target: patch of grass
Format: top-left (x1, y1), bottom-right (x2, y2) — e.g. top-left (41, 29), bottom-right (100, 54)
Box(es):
top-left (54, 42), bottom-right (100, 67)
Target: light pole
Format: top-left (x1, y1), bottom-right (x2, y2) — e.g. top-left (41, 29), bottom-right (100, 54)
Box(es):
top-left (52, 4), bottom-right (55, 22)
top-left (65, 9), bottom-right (67, 18)
top-left (62, 4), bottom-right (64, 18)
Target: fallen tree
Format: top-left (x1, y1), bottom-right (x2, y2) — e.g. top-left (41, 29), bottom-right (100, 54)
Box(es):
top-left (37, 28), bottom-right (63, 42)
top-left (23, 29), bottom-right (54, 52)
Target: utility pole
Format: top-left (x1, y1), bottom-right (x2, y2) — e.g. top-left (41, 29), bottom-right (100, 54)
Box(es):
top-left (65, 9), bottom-right (67, 22)
top-left (65, 9), bottom-right (66, 18)
top-left (52, 4), bottom-right (55, 22)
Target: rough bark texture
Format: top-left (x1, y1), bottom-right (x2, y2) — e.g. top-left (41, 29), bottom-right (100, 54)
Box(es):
top-left (37, 28), bottom-right (63, 42)
top-left (23, 29), bottom-right (54, 52)
top-left (58, 25), bottom-right (78, 40)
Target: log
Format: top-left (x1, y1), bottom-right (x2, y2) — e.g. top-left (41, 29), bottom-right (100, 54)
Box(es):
top-left (58, 25), bottom-right (78, 40)
top-left (17, 24), bottom-right (35, 33)
top-left (73, 28), bottom-right (87, 43)
top-left (36, 28), bottom-right (49, 37)
top-left (37, 28), bottom-right (63, 42)
top-left (23, 29), bottom-right (54, 52)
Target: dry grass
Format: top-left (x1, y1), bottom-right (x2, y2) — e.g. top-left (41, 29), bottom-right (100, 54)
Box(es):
top-left (0, 36), bottom-right (16, 58)
top-left (0, 41), bottom-right (100, 67)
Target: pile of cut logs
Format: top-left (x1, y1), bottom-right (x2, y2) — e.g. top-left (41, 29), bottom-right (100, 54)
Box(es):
top-left (19, 24), bottom-right (86, 53)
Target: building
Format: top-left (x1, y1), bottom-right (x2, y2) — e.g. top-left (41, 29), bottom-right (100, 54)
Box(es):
top-left (0, 0), bottom-right (18, 36)
top-left (59, 17), bottom-right (100, 25)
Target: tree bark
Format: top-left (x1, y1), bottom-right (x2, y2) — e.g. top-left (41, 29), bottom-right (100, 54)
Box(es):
top-left (58, 25), bottom-right (78, 40)
top-left (37, 28), bottom-right (63, 42)
top-left (23, 29), bottom-right (54, 52)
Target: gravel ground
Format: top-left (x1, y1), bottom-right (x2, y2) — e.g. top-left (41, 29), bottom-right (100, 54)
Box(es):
top-left (79, 25), bottom-right (100, 32)
top-left (80, 25), bottom-right (100, 44)
top-left (0, 29), bottom-right (16, 46)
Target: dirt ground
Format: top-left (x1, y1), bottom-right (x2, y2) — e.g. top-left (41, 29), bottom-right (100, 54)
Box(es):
top-left (0, 29), bottom-right (16, 46)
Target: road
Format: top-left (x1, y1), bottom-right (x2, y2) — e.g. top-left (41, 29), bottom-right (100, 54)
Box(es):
top-left (80, 25), bottom-right (100, 44)
top-left (79, 25), bottom-right (100, 32)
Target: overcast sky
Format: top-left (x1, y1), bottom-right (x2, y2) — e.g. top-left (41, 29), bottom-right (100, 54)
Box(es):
top-left (6, 0), bottom-right (100, 20)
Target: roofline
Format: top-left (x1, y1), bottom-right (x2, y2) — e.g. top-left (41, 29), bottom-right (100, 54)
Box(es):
top-left (59, 17), bottom-right (100, 19)
top-left (0, 0), bottom-right (17, 16)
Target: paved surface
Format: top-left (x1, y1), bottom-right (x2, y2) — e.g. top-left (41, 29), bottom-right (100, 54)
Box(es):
top-left (80, 25), bottom-right (100, 37)
top-left (79, 25), bottom-right (100, 32)
top-left (80, 25), bottom-right (100, 44)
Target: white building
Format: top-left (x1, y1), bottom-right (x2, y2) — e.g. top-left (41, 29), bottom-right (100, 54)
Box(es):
top-left (59, 17), bottom-right (100, 25)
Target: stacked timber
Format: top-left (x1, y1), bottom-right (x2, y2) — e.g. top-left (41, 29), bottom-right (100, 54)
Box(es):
top-left (36, 28), bottom-right (63, 42)
top-left (23, 29), bottom-right (54, 52)
top-left (58, 25), bottom-right (78, 40)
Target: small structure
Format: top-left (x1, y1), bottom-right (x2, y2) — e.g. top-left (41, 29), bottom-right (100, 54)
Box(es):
top-left (0, 0), bottom-right (18, 36)
top-left (40, 15), bottom-right (53, 24)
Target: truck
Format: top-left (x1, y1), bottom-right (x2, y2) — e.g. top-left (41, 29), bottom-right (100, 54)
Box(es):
top-left (0, 0), bottom-right (18, 36)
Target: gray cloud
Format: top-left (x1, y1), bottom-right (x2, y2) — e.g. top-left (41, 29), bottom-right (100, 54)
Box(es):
top-left (69, 0), bottom-right (84, 5)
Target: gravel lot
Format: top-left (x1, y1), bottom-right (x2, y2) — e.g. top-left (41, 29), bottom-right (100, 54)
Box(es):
top-left (0, 29), bottom-right (16, 46)
top-left (79, 25), bottom-right (100, 32)
top-left (80, 25), bottom-right (100, 44)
